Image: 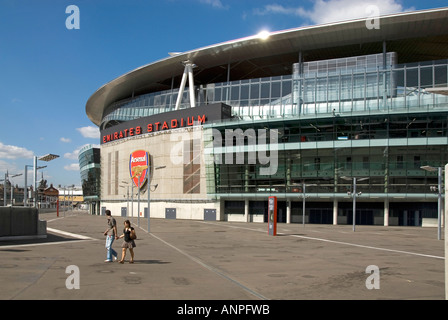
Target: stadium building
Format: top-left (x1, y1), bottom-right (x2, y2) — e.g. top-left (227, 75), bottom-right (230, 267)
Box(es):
top-left (78, 144), bottom-right (101, 215)
top-left (86, 7), bottom-right (448, 226)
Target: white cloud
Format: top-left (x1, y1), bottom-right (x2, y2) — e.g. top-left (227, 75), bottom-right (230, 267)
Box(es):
top-left (64, 150), bottom-right (78, 160)
top-left (64, 163), bottom-right (80, 171)
top-left (254, 0), bottom-right (414, 25)
top-left (199, 0), bottom-right (227, 9)
top-left (0, 142), bottom-right (34, 160)
top-left (60, 137), bottom-right (71, 143)
top-left (0, 160), bottom-right (17, 173)
top-left (254, 4), bottom-right (306, 16)
top-left (76, 126), bottom-right (100, 139)
top-left (64, 144), bottom-right (100, 160)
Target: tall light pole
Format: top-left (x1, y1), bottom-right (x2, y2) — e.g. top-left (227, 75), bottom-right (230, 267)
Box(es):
top-left (3, 171), bottom-right (7, 206)
top-left (138, 178), bottom-right (141, 227)
top-left (33, 154), bottom-right (59, 208)
top-left (119, 184), bottom-right (129, 217)
top-left (291, 183), bottom-right (317, 226)
top-left (147, 165), bottom-right (166, 233)
top-left (24, 165), bottom-right (33, 207)
top-left (2, 172), bottom-right (22, 206)
top-left (343, 176), bottom-right (369, 232)
top-left (27, 165), bottom-right (46, 207)
top-left (9, 173), bottom-right (22, 205)
top-left (302, 183), bottom-right (306, 226)
top-left (122, 181), bottom-right (132, 217)
top-left (421, 165), bottom-right (443, 240)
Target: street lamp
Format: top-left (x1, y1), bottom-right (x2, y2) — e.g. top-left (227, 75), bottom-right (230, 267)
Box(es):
top-left (9, 173), bottom-right (22, 205)
top-left (122, 181), bottom-right (133, 218)
top-left (25, 165), bottom-right (46, 207)
top-left (34, 154), bottom-right (59, 208)
top-left (343, 176), bottom-right (369, 232)
top-left (420, 165), bottom-right (443, 240)
top-left (2, 172), bottom-right (9, 206)
top-left (2, 172), bottom-right (22, 206)
top-left (291, 183), bottom-right (317, 226)
top-left (147, 165), bottom-right (166, 233)
top-left (119, 184), bottom-right (130, 217)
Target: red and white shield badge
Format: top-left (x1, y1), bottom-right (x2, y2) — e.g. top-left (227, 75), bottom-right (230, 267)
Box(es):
top-left (129, 150), bottom-right (149, 188)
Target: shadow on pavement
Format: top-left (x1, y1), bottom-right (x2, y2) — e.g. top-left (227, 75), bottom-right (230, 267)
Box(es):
top-left (0, 232), bottom-right (86, 248)
top-left (133, 259), bottom-right (171, 265)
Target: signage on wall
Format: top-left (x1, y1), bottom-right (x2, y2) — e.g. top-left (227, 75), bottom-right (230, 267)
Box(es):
top-left (129, 150), bottom-right (149, 188)
top-left (101, 103), bottom-right (232, 144)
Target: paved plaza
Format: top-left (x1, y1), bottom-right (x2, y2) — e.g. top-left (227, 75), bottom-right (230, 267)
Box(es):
top-left (0, 210), bottom-right (444, 300)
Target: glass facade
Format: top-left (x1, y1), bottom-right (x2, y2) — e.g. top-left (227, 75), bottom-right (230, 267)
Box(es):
top-left (78, 145), bottom-right (101, 204)
top-left (205, 114), bottom-right (447, 195)
top-left (101, 53), bottom-right (448, 129)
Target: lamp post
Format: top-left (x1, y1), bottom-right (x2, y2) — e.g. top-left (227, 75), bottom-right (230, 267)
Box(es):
top-left (122, 181), bottom-right (133, 217)
top-left (119, 184), bottom-right (129, 217)
top-left (138, 179), bottom-right (141, 227)
top-left (33, 154), bottom-right (59, 208)
top-left (300, 183), bottom-right (318, 227)
top-left (147, 165), bottom-right (166, 233)
top-left (291, 183), bottom-right (317, 226)
top-left (420, 165), bottom-right (443, 240)
top-left (343, 176), bottom-right (369, 232)
top-left (2, 172), bottom-right (22, 206)
top-left (27, 165), bottom-right (46, 207)
top-left (24, 165), bottom-right (33, 207)
top-left (3, 172), bottom-right (7, 206)
top-left (9, 173), bottom-right (22, 206)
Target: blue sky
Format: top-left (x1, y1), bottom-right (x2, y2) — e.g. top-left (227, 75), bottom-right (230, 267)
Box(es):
top-left (0, 0), bottom-right (446, 189)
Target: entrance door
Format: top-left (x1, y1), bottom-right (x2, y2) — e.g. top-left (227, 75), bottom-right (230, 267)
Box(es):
top-left (204, 209), bottom-right (216, 221)
top-left (309, 208), bottom-right (333, 224)
top-left (277, 201), bottom-right (286, 223)
top-left (166, 208), bottom-right (176, 219)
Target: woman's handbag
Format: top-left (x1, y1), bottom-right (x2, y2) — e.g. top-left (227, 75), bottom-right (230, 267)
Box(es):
top-left (130, 229), bottom-right (137, 240)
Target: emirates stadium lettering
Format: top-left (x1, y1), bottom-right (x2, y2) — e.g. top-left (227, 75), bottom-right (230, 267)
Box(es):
top-left (102, 114), bottom-right (206, 144)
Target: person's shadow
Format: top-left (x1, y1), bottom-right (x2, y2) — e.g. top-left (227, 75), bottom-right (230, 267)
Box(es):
top-left (132, 260), bottom-right (171, 264)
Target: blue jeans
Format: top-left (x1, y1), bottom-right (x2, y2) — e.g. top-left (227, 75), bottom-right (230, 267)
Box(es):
top-left (105, 235), bottom-right (117, 261)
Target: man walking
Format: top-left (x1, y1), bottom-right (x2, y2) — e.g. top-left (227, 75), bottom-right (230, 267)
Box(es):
top-left (104, 210), bottom-right (118, 262)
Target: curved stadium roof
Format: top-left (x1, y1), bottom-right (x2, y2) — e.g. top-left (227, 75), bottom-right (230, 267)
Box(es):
top-left (86, 7), bottom-right (448, 126)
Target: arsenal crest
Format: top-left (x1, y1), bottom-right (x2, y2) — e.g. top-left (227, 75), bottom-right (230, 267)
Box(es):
top-left (129, 150), bottom-right (149, 188)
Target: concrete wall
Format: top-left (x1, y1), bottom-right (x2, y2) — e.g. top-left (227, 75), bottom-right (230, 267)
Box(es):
top-left (101, 126), bottom-right (224, 221)
top-left (0, 207), bottom-right (46, 239)
top-left (100, 127), bottom-right (210, 204)
top-left (101, 200), bottom-right (220, 221)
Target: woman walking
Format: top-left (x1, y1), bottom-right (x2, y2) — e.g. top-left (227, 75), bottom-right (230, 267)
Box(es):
top-left (117, 220), bottom-right (136, 264)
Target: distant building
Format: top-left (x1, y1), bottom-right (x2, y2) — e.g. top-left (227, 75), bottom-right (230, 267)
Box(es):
top-left (0, 184), bottom-right (24, 206)
top-left (41, 184), bottom-right (59, 209)
top-left (58, 189), bottom-right (84, 209)
top-left (78, 144), bottom-right (101, 214)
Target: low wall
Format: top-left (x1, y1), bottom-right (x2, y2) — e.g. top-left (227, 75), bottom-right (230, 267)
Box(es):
top-left (422, 218), bottom-right (438, 227)
top-left (0, 207), bottom-right (47, 239)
